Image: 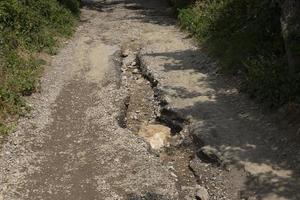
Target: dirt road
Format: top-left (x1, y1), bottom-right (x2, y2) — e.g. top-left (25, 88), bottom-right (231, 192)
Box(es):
top-left (0, 0), bottom-right (299, 200)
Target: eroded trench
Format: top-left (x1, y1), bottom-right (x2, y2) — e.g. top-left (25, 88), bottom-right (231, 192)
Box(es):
top-left (114, 43), bottom-right (252, 200)
top-left (117, 44), bottom-right (206, 199)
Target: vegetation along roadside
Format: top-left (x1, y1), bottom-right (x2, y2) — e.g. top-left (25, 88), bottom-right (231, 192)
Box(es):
top-left (0, 0), bottom-right (80, 138)
top-left (170, 0), bottom-right (300, 108)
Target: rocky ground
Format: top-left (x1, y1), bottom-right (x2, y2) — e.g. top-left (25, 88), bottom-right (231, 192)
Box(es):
top-left (0, 0), bottom-right (300, 200)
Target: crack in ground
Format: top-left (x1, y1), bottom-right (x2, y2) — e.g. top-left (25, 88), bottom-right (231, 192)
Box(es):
top-left (117, 45), bottom-right (212, 199)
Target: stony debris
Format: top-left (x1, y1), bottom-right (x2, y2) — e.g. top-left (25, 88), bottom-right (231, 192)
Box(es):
top-left (122, 49), bottom-right (130, 57)
top-left (131, 61), bottom-right (137, 66)
top-left (182, 184), bottom-right (209, 200)
top-left (195, 185), bottom-right (210, 200)
top-left (127, 192), bottom-right (169, 200)
top-left (197, 145), bottom-right (223, 166)
top-left (133, 68), bottom-right (139, 74)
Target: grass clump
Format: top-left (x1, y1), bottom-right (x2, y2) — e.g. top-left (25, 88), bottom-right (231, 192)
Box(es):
top-left (168, 0), bottom-right (194, 9)
top-left (177, 0), bottom-right (298, 107)
top-left (0, 0), bottom-right (79, 136)
top-left (58, 0), bottom-right (81, 16)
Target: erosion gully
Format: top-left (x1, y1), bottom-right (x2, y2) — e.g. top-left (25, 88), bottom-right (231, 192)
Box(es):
top-left (118, 43), bottom-right (207, 199)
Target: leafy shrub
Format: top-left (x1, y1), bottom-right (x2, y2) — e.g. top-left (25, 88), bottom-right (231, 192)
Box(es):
top-left (169, 0), bottom-right (194, 9)
top-left (0, 0), bottom-right (77, 135)
top-left (0, 0), bottom-right (76, 49)
top-left (177, 0), bottom-right (297, 107)
top-left (58, 0), bottom-right (81, 16)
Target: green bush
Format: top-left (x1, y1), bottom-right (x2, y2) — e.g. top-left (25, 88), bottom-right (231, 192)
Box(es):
top-left (169, 0), bottom-right (194, 9)
top-left (0, 0), bottom-right (78, 135)
top-left (0, 0), bottom-right (76, 49)
top-left (178, 0), bottom-right (297, 107)
top-left (58, 0), bottom-right (81, 16)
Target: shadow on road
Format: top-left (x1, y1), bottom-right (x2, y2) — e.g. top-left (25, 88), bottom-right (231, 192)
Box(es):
top-left (82, 0), bottom-right (176, 26)
top-left (143, 48), bottom-right (300, 199)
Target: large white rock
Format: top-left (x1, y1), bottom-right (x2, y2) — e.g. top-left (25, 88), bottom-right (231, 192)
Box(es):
top-left (138, 124), bottom-right (171, 150)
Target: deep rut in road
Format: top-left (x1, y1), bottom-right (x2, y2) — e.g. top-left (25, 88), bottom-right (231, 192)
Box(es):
top-left (118, 46), bottom-right (216, 199)
top-left (119, 45), bottom-right (243, 200)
